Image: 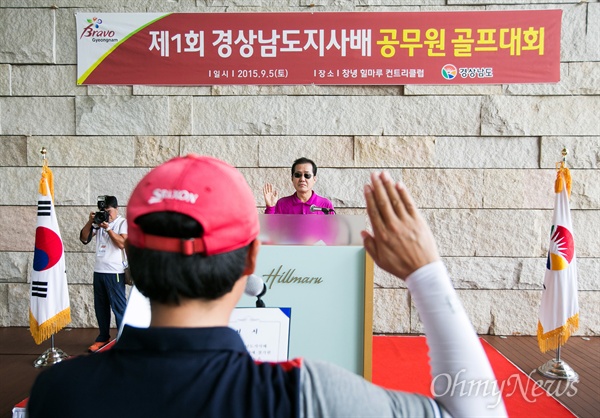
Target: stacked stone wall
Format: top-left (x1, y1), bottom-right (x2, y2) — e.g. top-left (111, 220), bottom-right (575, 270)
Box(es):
top-left (1, 1), bottom-right (598, 336)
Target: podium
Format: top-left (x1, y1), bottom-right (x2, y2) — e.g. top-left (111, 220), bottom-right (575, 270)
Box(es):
top-left (237, 214), bottom-right (373, 379)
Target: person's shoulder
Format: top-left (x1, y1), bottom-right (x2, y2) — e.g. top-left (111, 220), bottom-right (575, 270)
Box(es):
top-left (37, 351), bottom-right (109, 381)
top-left (256, 357), bottom-right (303, 372)
top-left (29, 352), bottom-right (117, 415)
top-left (114, 215), bottom-right (128, 231)
top-left (313, 193), bottom-right (334, 207)
top-left (302, 358), bottom-right (351, 376)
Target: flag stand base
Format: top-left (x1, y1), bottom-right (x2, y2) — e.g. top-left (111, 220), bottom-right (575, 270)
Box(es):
top-left (33, 347), bottom-right (69, 367)
top-left (538, 358), bottom-right (579, 382)
top-left (32, 333), bottom-right (69, 368)
top-left (33, 347), bottom-right (69, 368)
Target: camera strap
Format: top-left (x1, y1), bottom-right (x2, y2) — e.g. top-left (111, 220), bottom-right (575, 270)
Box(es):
top-left (80, 226), bottom-right (94, 245)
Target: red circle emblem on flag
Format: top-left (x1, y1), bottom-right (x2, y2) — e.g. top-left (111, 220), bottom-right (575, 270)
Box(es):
top-left (546, 225), bottom-right (574, 271)
top-left (33, 226), bottom-right (63, 271)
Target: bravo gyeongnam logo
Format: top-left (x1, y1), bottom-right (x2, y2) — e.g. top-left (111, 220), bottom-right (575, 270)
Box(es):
top-left (80, 17), bottom-right (118, 43)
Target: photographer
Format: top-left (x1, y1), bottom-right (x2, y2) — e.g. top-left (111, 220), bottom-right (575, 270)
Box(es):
top-left (80, 195), bottom-right (128, 352)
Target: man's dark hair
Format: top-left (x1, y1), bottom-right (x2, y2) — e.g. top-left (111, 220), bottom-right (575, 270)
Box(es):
top-left (105, 196), bottom-right (118, 209)
top-left (291, 157), bottom-right (317, 177)
top-left (128, 212), bottom-right (249, 305)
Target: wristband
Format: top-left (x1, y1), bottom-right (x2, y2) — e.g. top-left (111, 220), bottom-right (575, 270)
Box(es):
top-left (105, 226), bottom-right (112, 232)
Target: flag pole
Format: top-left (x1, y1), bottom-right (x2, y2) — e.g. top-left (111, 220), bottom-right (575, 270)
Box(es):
top-left (537, 147), bottom-right (579, 382)
top-left (33, 148), bottom-right (70, 368)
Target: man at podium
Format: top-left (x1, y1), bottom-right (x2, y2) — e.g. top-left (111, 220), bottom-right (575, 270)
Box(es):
top-left (263, 157), bottom-right (335, 215)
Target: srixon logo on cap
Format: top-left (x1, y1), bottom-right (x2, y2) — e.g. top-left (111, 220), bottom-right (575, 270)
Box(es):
top-left (148, 189), bottom-right (199, 204)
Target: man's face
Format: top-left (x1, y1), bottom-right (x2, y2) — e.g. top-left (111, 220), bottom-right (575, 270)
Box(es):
top-left (106, 206), bottom-right (118, 223)
top-left (292, 163), bottom-right (316, 194)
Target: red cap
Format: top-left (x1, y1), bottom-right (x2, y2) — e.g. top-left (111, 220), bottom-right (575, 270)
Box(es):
top-left (127, 154), bottom-right (259, 256)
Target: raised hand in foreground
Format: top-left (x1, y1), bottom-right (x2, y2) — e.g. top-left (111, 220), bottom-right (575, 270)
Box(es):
top-left (361, 171), bottom-right (440, 280)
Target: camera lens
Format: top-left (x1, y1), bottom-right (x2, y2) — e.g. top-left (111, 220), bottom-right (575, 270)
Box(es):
top-left (94, 210), bottom-right (109, 224)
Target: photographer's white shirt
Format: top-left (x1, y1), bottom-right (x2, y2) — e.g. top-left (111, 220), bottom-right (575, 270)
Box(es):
top-left (93, 216), bottom-right (127, 273)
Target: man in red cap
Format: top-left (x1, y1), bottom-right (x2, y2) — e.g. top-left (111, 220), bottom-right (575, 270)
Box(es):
top-left (28, 155), bottom-right (506, 417)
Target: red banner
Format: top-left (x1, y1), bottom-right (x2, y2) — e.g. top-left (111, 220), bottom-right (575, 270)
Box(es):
top-left (76, 10), bottom-right (561, 85)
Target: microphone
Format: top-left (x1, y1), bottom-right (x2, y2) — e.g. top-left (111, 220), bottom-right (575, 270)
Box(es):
top-left (310, 205), bottom-right (335, 215)
top-left (245, 274), bottom-right (267, 307)
top-left (245, 274), bottom-right (265, 297)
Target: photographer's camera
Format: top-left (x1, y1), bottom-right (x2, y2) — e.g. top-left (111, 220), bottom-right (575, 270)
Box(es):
top-left (94, 196), bottom-right (110, 224)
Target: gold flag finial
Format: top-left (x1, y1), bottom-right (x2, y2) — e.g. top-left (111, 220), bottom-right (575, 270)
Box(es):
top-left (40, 147), bottom-right (47, 160)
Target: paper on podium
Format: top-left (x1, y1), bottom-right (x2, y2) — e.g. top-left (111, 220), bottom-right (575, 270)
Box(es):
top-left (229, 307), bottom-right (291, 362)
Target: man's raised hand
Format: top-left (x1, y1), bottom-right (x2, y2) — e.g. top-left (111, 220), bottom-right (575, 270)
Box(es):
top-left (361, 172), bottom-right (440, 280)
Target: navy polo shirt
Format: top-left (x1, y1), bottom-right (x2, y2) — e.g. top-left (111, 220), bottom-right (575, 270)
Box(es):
top-left (28, 326), bottom-right (301, 418)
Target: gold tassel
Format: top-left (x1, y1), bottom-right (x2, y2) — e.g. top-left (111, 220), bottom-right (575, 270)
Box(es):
top-left (537, 313), bottom-right (579, 353)
top-left (554, 161), bottom-right (571, 197)
top-left (38, 160), bottom-right (55, 200)
top-left (29, 307), bottom-right (71, 345)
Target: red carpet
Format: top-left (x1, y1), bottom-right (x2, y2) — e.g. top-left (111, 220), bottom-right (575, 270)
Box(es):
top-left (372, 336), bottom-right (574, 417)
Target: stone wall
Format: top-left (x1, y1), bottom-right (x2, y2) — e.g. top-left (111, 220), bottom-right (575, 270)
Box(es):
top-left (0, 1), bottom-right (598, 336)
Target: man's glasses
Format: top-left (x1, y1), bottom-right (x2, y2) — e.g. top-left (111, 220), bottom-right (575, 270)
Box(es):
top-left (293, 172), bottom-right (313, 179)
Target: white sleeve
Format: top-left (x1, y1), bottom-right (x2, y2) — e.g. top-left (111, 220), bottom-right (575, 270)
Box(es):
top-left (406, 261), bottom-right (507, 417)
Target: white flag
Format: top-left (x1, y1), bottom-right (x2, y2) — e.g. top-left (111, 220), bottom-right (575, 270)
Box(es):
top-left (537, 164), bottom-right (579, 353)
top-left (30, 162), bottom-right (71, 345)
